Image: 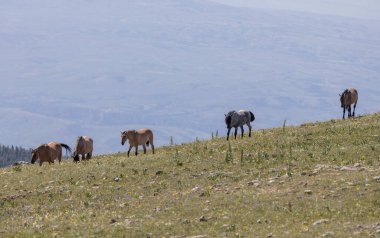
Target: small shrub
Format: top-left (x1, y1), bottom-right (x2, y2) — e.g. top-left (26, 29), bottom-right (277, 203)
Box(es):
top-left (225, 142), bottom-right (233, 163)
top-left (132, 169), bottom-right (139, 175)
top-left (12, 166), bottom-right (22, 172)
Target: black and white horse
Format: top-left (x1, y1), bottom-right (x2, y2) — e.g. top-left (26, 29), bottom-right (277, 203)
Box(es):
top-left (225, 110), bottom-right (255, 140)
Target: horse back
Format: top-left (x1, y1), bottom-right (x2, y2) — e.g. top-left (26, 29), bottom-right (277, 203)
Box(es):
top-left (136, 128), bottom-right (153, 144)
top-left (47, 142), bottom-right (62, 155)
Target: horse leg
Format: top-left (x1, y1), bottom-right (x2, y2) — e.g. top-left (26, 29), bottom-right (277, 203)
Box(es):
top-left (135, 146), bottom-right (138, 156)
top-left (240, 126), bottom-right (244, 138)
top-left (248, 123), bottom-right (252, 137)
top-left (353, 103), bottom-right (357, 117)
top-left (87, 152), bottom-right (92, 160)
top-left (143, 144), bottom-right (147, 154)
top-left (58, 153), bottom-right (61, 163)
top-left (226, 128), bottom-right (231, 141)
top-left (234, 127), bottom-right (238, 139)
top-left (342, 107), bottom-right (346, 120)
top-left (127, 145), bottom-right (132, 157)
top-left (151, 144), bottom-right (155, 154)
top-left (348, 105), bottom-right (352, 118)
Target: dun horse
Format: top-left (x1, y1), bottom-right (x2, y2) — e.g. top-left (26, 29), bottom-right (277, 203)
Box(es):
top-left (225, 110), bottom-right (255, 140)
top-left (340, 88), bottom-right (358, 119)
top-left (72, 136), bottom-right (93, 162)
top-left (31, 142), bottom-right (71, 166)
top-left (121, 128), bottom-right (155, 157)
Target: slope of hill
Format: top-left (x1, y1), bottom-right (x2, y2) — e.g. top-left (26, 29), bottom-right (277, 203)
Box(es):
top-left (211, 0), bottom-right (380, 20)
top-left (1, 0), bottom-right (380, 153)
top-left (1, 113), bottom-right (379, 237)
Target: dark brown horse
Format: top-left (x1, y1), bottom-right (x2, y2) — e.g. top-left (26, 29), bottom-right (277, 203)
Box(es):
top-left (31, 142), bottom-right (71, 166)
top-left (340, 88), bottom-right (358, 119)
top-left (121, 128), bottom-right (155, 157)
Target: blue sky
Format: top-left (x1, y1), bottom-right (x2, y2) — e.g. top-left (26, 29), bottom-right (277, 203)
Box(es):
top-left (1, 0), bottom-right (379, 153)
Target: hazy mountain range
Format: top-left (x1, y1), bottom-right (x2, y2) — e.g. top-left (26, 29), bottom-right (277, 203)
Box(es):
top-left (1, 0), bottom-right (379, 154)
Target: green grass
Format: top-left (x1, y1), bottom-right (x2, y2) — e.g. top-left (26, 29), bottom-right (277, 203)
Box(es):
top-left (1, 113), bottom-right (380, 237)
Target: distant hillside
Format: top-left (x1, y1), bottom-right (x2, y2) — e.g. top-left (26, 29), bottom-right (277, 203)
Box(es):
top-left (0, 144), bottom-right (31, 167)
top-left (1, 113), bottom-right (379, 237)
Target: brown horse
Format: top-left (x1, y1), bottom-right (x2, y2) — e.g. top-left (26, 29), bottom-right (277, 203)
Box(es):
top-left (72, 136), bottom-right (93, 162)
top-left (340, 88), bottom-right (358, 119)
top-left (121, 128), bottom-right (155, 157)
top-left (31, 142), bottom-right (72, 166)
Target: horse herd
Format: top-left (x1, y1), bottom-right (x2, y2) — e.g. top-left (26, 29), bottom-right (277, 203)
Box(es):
top-left (29, 88), bottom-right (358, 166)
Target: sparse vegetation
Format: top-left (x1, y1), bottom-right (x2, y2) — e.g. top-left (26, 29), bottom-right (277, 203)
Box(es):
top-left (1, 113), bottom-right (380, 237)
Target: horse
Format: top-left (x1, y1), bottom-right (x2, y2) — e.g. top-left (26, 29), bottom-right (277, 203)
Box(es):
top-left (31, 142), bottom-right (71, 166)
top-left (121, 128), bottom-right (155, 157)
top-left (72, 136), bottom-right (93, 162)
top-left (225, 110), bottom-right (255, 140)
top-left (340, 88), bottom-right (358, 119)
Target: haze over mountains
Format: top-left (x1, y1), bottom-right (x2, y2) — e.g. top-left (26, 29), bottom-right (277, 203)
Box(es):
top-left (1, 0), bottom-right (379, 153)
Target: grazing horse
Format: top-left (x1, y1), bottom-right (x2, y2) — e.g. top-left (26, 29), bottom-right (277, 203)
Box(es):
top-left (31, 142), bottom-right (71, 166)
top-left (121, 128), bottom-right (155, 157)
top-left (225, 110), bottom-right (255, 140)
top-left (72, 136), bottom-right (93, 162)
top-left (340, 88), bottom-right (358, 119)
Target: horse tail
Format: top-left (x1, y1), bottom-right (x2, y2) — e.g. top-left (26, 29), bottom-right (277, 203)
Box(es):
top-left (340, 89), bottom-right (347, 108)
top-left (353, 88), bottom-right (358, 104)
top-left (60, 143), bottom-right (72, 158)
top-left (249, 111), bottom-right (255, 122)
top-left (147, 131), bottom-right (154, 147)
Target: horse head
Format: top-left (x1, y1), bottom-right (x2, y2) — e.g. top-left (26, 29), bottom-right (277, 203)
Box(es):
top-left (31, 149), bottom-right (38, 164)
top-left (225, 112), bottom-right (232, 128)
top-left (121, 131), bottom-right (128, 145)
top-left (71, 151), bottom-right (80, 162)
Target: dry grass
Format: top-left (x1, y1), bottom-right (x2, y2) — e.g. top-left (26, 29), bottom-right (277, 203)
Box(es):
top-left (1, 113), bottom-right (380, 237)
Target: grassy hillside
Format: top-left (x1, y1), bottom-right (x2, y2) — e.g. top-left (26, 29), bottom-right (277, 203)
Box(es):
top-left (1, 113), bottom-right (380, 237)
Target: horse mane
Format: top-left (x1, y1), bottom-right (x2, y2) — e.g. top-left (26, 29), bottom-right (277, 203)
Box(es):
top-left (73, 136), bottom-right (83, 155)
top-left (75, 136), bottom-right (82, 145)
